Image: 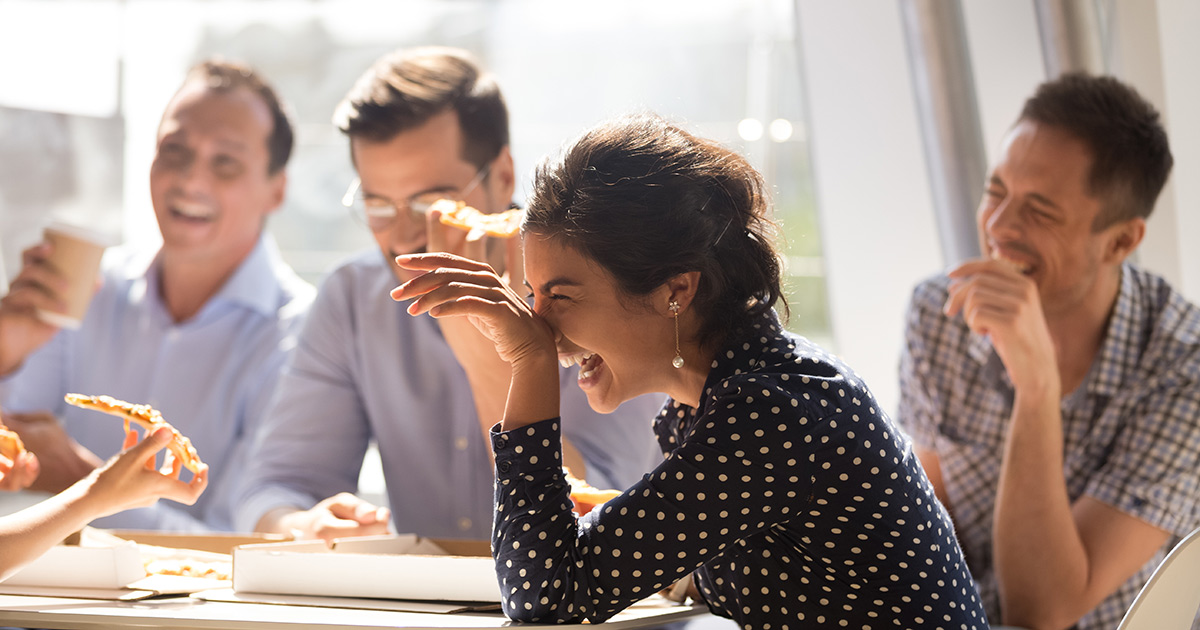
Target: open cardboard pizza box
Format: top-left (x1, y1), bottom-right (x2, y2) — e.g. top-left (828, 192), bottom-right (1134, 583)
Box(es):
top-left (232, 533), bottom-right (500, 604)
top-left (0, 528), bottom-right (282, 599)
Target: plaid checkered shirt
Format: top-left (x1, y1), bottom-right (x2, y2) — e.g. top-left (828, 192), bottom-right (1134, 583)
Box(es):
top-left (897, 263), bottom-right (1200, 630)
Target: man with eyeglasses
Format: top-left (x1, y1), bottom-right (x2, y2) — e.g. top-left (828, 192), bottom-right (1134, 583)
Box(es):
top-left (235, 47), bottom-right (663, 542)
top-left (0, 59), bottom-right (314, 531)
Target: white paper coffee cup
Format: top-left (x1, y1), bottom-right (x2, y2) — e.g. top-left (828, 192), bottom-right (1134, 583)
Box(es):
top-left (35, 222), bottom-right (115, 330)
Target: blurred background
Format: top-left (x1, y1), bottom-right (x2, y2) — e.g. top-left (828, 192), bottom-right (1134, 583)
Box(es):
top-left (0, 0), bottom-right (1196, 424)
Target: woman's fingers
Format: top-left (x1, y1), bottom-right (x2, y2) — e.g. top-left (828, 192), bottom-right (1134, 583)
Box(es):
top-left (392, 264), bottom-right (507, 303)
top-left (394, 252), bottom-right (494, 274)
top-left (406, 281), bottom-right (514, 317)
top-left (152, 463), bottom-right (208, 507)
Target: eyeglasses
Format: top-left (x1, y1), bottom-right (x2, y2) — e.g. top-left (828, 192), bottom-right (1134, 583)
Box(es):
top-left (342, 163), bottom-right (492, 232)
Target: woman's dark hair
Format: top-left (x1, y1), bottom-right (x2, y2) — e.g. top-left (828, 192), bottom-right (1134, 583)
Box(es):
top-left (1019, 72), bottom-right (1173, 229)
top-left (525, 113), bottom-right (786, 348)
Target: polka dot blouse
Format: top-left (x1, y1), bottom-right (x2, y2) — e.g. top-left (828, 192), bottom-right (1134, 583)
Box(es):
top-left (490, 309), bottom-right (986, 628)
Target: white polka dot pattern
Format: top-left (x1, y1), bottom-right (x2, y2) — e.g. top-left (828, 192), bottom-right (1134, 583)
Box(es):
top-left (491, 309), bottom-right (986, 627)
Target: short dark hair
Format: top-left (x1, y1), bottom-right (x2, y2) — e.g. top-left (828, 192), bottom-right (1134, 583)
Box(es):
top-left (177, 58), bottom-right (295, 175)
top-left (525, 113), bottom-right (786, 348)
top-left (333, 46), bottom-right (508, 169)
top-left (1019, 72), bottom-right (1173, 228)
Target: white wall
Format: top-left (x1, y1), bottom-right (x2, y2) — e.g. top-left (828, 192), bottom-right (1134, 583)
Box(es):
top-left (796, 0), bottom-right (942, 417)
top-left (1155, 0), bottom-right (1200, 302)
top-left (960, 2), bottom-right (1044, 166)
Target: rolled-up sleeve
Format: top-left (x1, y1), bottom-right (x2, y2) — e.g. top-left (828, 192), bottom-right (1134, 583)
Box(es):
top-left (1086, 378), bottom-right (1200, 537)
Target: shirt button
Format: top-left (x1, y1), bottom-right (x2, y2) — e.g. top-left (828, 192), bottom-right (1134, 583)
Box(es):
top-left (455, 437), bottom-right (469, 451)
top-left (498, 461), bottom-right (511, 473)
top-left (495, 436), bottom-right (508, 449)
top-left (458, 517), bottom-right (473, 531)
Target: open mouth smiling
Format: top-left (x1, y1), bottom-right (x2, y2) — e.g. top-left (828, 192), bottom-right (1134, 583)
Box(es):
top-left (991, 251), bottom-right (1034, 276)
top-left (559, 351), bottom-right (602, 381)
top-left (169, 200), bottom-right (216, 223)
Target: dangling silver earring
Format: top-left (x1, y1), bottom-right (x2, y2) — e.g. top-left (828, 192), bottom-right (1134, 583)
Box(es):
top-left (670, 301), bottom-right (684, 369)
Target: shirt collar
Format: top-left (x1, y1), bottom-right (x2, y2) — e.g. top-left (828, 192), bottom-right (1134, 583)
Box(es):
top-left (1088, 263), bottom-right (1141, 397)
top-left (140, 235), bottom-right (285, 319)
top-left (700, 307), bottom-right (785, 396)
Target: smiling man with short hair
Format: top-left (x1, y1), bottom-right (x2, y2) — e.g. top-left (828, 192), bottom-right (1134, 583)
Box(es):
top-left (898, 73), bottom-right (1200, 630)
top-left (0, 59), bottom-right (314, 531)
top-left (235, 47), bottom-right (663, 542)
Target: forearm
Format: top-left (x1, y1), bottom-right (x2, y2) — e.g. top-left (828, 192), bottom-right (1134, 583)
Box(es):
top-left (256, 506), bottom-right (302, 536)
top-left (502, 354), bottom-right (560, 432)
top-left (0, 482), bottom-right (102, 580)
top-left (436, 318), bottom-right (511, 441)
top-left (993, 387), bottom-right (1089, 629)
top-left (0, 319), bottom-right (30, 377)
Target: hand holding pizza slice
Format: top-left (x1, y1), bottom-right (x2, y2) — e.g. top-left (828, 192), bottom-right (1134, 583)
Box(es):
top-left (64, 394), bottom-right (205, 474)
top-left (0, 418), bottom-right (38, 491)
top-left (0, 423), bottom-right (26, 463)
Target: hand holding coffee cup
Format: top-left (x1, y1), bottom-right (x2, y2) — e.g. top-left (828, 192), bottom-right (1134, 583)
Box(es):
top-left (0, 222), bottom-right (113, 376)
top-left (34, 222), bottom-right (112, 330)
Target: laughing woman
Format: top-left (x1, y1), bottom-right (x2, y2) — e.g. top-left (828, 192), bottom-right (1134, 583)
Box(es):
top-left (392, 114), bottom-right (986, 629)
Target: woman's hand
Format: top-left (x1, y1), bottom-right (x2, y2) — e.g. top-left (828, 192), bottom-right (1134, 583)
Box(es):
top-left (391, 253), bottom-right (557, 367)
top-left (78, 427), bottom-right (208, 518)
top-left (391, 252), bottom-right (561, 430)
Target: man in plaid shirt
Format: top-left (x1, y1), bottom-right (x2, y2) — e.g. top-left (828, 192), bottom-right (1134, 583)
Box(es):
top-left (898, 73), bottom-right (1200, 630)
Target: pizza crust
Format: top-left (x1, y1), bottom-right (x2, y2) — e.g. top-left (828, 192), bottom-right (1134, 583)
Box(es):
top-left (64, 394), bottom-right (205, 474)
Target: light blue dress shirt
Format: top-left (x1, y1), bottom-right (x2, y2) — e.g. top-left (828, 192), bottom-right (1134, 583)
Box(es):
top-left (0, 236), bottom-right (314, 532)
top-left (234, 250), bottom-right (665, 539)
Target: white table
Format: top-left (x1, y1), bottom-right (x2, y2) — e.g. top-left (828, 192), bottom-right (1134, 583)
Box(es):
top-left (0, 592), bottom-right (708, 629)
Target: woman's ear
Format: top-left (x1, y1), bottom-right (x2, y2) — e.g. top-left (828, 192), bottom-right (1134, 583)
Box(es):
top-left (657, 271), bottom-right (702, 316)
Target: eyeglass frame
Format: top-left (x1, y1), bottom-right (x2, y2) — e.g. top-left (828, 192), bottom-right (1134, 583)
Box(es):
top-left (341, 163), bottom-right (492, 232)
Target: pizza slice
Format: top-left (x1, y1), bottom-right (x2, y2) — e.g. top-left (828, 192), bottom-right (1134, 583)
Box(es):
top-left (64, 394), bottom-right (205, 474)
top-left (432, 199), bottom-right (523, 238)
top-left (0, 423), bottom-right (26, 462)
top-left (564, 468), bottom-right (622, 516)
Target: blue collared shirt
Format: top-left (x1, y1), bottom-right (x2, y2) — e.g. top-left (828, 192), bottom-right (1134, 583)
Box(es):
top-left (897, 263), bottom-right (1200, 630)
top-left (0, 236), bottom-right (314, 532)
top-left (233, 249), bottom-right (665, 540)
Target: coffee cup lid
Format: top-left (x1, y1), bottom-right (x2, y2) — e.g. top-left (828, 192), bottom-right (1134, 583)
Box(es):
top-left (45, 221), bottom-right (120, 247)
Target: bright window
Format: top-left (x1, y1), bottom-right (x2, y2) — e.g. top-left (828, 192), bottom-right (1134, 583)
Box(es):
top-left (0, 0), bottom-right (831, 346)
